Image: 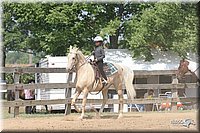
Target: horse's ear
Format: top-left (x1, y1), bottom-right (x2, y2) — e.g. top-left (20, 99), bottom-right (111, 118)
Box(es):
top-left (75, 47), bottom-right (79, 52)
top-left (69, 45), bottom-right (73, 51)
top-left (180, 58), bottom-right (185, 63)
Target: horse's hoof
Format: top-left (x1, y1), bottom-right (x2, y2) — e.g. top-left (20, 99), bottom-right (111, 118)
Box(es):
top-left (78, 116), bottom-right (83, 120)
top-left (117, 114), bottom-right (123, 119)
top-left (77, 109), bottom-right (82, 113)
top-left (95, 114), bottom-right (101, 119)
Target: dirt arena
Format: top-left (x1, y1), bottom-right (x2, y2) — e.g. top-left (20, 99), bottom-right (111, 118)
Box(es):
top-left (2, 109), bottom-right (199, 132)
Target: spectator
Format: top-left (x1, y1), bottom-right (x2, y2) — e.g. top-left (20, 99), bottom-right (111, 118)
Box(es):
top-left (144, 89), bottom-right (155, 111)
top-left (144, 89), bottom-right (155, 99)
top-left (24, 79), bottom-right (35, 114)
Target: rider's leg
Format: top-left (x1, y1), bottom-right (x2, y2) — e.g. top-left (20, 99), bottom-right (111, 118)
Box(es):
top-left (97, 61), bottom-right (107, 83)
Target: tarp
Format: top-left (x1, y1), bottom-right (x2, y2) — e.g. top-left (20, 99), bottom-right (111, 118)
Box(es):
top-left (104, 49), bottom-right (197, 71)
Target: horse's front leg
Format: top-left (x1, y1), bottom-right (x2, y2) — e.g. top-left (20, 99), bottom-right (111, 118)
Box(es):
top-left (71, 90), bottom-right (82, 113)
top-left (79, 88), bottom-right (88, 120)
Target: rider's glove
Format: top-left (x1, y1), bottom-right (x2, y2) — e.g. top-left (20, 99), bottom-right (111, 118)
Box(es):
top-left (94, 59), bottom-right (98, 62)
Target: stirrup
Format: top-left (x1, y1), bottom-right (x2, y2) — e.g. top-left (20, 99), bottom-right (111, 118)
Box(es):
top-left (102, 79), bottom-right (108, 85)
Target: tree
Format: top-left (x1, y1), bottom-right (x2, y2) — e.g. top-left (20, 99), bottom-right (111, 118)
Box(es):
top-left (6, 51), bottom-right (40, 64)
top-left (124, 3), bottom-right (198, 61)
top-left (3, 2), bottom-right (198, 63)
top-left (3, 2), bottom-right (100, 56)
top-left (2, 2), bottom-right (153, 56)
top-left (99, 3), bottom-right (153, 49)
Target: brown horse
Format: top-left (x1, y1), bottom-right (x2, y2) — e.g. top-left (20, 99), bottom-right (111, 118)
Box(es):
top-left (176, 59), bottom-right (199, 82)
top-left (66, 46), bottom-right (136, 119)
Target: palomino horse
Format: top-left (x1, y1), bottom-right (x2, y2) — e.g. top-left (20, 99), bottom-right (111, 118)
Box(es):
top-left (176, 59), bottom-right (199, 82)
top-left (66, 46), bottom-right (136, 119)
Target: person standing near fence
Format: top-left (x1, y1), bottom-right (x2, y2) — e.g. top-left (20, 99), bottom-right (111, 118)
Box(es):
top-left (144, 89), bottom-right (155, 111)
top-left (24, 79), bottom-right (35, 114)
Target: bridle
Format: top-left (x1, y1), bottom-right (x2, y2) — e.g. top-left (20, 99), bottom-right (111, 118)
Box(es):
top-left (68, 52), bottom-right (92, 72)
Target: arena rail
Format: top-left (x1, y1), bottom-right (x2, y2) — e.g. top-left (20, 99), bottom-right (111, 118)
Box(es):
top-left (2, 97), bottom-right (197, 107)
top-left (0, 67), bottom-right (198, 117)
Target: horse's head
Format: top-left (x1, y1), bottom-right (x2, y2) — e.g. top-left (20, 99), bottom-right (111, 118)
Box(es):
top-left (66, 46), bottom-right (79, 73)
top-left (176, 59), bottom-right (190, 79)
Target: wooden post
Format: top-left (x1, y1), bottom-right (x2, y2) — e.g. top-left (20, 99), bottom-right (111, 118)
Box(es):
top-left (171, 76), bottom-right (180, 111)
top-left (65, 72), bottom-right (73, 115)
top-left (13, 71), bottom-right (20, 117)
top-left (171, 86), bottom-right (179, 111)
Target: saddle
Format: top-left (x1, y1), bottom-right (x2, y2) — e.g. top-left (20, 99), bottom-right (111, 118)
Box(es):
top-left (90, 61), bottom-right (118, 81)
top-left (103, 62), bottom-right (118, 76)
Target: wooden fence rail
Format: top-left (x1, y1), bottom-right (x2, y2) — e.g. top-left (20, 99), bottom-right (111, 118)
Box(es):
top-left (1, 83), bottom-right (197, 91)
top-left (0, 67), bottom-right (197, 118)
top-left (2, 97), bottom-right (198, 107)
top-left (0, 67), bottom-right (179, 75)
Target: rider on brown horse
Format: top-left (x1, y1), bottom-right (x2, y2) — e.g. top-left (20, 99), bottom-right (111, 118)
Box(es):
top-left (92, 36), bottom-right (108, 85)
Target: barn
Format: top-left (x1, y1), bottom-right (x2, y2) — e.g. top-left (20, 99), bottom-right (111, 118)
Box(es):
top-left (35, 49), bottom-right (198, 112)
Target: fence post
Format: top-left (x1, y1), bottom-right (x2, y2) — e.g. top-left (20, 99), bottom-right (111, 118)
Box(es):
top-left (65, 72), bottom-right (73, 115)
top-left (13, 71), bottom-right (21, 117)
top-left (171, 86), bottom-right (179, 111)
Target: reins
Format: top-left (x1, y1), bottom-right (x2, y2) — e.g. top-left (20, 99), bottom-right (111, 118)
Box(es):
top-left (89, 82), bottom-right (106, 95)
top-left (77, 54), bottom-right (93, 69)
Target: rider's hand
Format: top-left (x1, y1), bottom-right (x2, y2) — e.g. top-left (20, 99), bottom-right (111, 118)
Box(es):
top-left (91, 51), bottom-right (95, 55)
top-left (94, 59), bottom-right (98, 62)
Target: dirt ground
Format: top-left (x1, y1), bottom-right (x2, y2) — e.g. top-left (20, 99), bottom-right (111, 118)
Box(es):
top-left (2, 109), bottom-right (199, 132)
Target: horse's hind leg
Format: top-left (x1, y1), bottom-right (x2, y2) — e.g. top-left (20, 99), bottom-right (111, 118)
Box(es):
top-left (8, 107), bottom-right (11, 113)
top-left (45, 105), bottom-right (49, 113)
top-left (114, 82), bottom-right (123, 119)
top-left (98, 89), bottom-right (108, 117)
top-left (118, 89), bottom-right (124, 119)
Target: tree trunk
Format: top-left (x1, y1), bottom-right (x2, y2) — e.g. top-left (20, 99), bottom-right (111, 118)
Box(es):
top-left (0, 47), bottom-right (6, 79)
top-left (109, 35), bottom-right (119, 49)
top-left (1, 47), bottom-right (6, 99)
top-left (109, 4), bottom-right (124, 49)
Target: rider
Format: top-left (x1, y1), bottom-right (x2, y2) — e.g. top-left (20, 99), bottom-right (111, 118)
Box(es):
top-left (92, 36), bottom-right (108, 85)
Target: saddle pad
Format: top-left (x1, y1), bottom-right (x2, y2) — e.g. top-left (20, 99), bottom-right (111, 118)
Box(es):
top-left (103, 62), bottom-right (118, 77)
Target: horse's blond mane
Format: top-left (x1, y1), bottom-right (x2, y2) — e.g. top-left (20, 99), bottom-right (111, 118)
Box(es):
top-left (77, 50), bottom-right (86, 61)
top-left (70, 46), bottom-right (86, 62)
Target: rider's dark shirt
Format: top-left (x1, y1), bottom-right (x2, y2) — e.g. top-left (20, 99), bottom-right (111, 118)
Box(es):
top-left (93, 46), bottom-right (105, 62)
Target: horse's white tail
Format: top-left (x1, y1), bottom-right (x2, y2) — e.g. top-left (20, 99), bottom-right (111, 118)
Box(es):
top-left (121, 66), bottom-right (136, 100)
